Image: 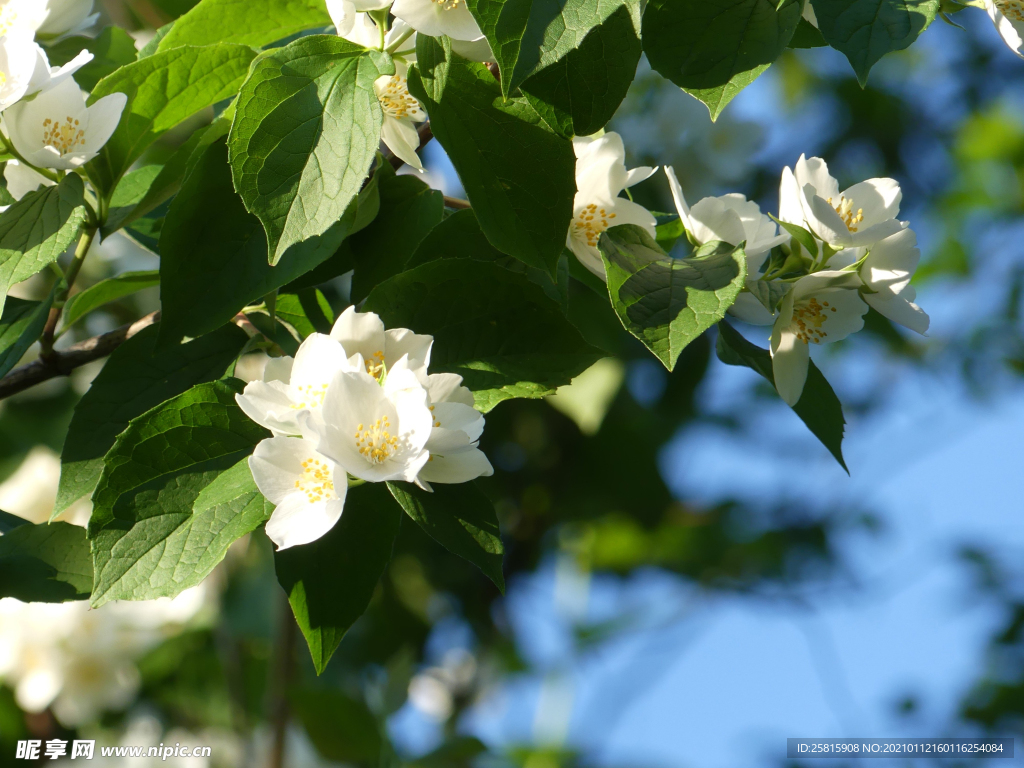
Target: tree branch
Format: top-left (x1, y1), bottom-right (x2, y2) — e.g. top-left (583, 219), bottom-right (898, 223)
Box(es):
top-left (0, 311), bottom-right (159, 400)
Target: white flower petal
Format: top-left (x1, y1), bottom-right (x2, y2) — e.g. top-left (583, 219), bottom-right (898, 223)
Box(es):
top-left (419, 446), bottom-right (493, 484)
top-left (624, 165), bottom-right (657, 188)
top-left (864, 289), bottom-right (930, 335)
top-left (989, 0), bottom-right (1024, 55)
top-left (235, 381), bottom-right (301, 436)
top-left (291, 333), bottom-right (350, 392)
top-left (265, 495), bottom-right (346, 550)
top-left (331, 306), bottom-right (386, 361)
top-left (391, 0), bottom-right (483, 41)
top-left (770, 325), bottom-right (810, 407)
top-left (574, 132), bottom-right (630, 202)
top-left (794, 154), bottom-right (840, 202)
top-left (728, 292), bottom-right (776, 326)
top-left (381, 115), bottom-right (424, 170)
top-left (426, 373), bottom-right (475, 406)
top-left (76, 91), bottom-right (127, 156)
top-left (2, 159), bottom-right (53, 200)
top-left (778, 165), bottom-right (805, 226)
top-left (843, 178), bottom-right (901, 227)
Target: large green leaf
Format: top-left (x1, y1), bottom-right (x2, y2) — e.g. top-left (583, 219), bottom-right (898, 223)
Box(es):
top-left (86, 379), bottom-right (268, 540)
top-left (387, 481), bottom-right (504, 591)
top-left (274, 483), bottom-right (401, 674)
top-left (810, 0), bottom-right (939, 84)
top-left (716, 319), bottom-right (848, 471)
top-left (229, 36), bottom-right (390, 264)
top-left (87, 43), bottom-right (257, 192)
top-left (45, 26), bottom-right (139, 92)
top-left (520, 1), bottom-right (642, 137)
top-left (348, 163), bottom-right (444, 302)
top-left (642, 0), bottom-right (801, 118)
top-left (160, 138), bottom-right (362, 345)
top-left (408, 37), bottom-right (575, 276)
top-left (364, 259), bottom-right (603, 412)
top-left (158, 0), bottom-right (331, 50)
top-left (90, 456), bottom-right (273, 606)
top-left (0, 175), bottom-right (87, 317)
top-left (0, 293), bottom-right (55, 379)
top-left (467, 0), bottom-right (636, 98)
top-left (0, 521), bottom-right (92, 602)
top-left (62, 271), bottom-right (160, 331)
top-left (56, 323), bottom-right (248, 516)
top-left (599, 225), bottom-right (746, 371)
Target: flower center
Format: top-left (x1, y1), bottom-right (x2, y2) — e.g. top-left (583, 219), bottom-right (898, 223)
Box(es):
top-left (572, 203), bottom-right (617, 248)
top-left (365, 350), bottom-right (386, 380)
top-left (42, 116), bottom-right (86, 155)
top-left (378, 76), bottom-right (422, 120)
top-left (292, 457), bottom-right (336, 504)
top-left (290, 382), bottom-right (329, 409)
top-left (791, 297), bottom-right (838, 344)
top-left (0, 7), bottom-right (21, 37)
top-left (355, 416), bottom-right (400, 464)
top-left (432, 0), bottom-right (462, 9)
top-left (826, 196), bottom-right (864, 232)
top-left (996, 0), bottom-right (1024, 21)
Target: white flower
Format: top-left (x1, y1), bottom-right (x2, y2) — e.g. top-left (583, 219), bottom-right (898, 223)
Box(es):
top-left (0, 587), bottom-right (206, 727)
top-left (0, 33), bottom-right (90, 112)
top-left (328, 0), bottom-right (410, 47)
top-left (236, 333), bottom-right (356, 438)
top-left (248, 436), bottom-right (348, 550)
top-left (779, 154), bottom-right (904, 248)
top-left (3, 76), bottom-right (125, 170)
top-left (392, 0), bottom-right (484, 41)
top-left (833, 226), bottom-right (930, 335)
top-left (451, 36), bottom-right (494, 62)
top-left (770, 270), bottom-right (868, 406)
top-left (0, 1), bottom-right (48, 39)
top-left (36, 0), bottom-right (98, 38)
top-left (417, 373), bottom-right (493, 489)
top-left (567, 131), bottom-right (657, 279)
top-left (3, 158), bottom-right (53, 199)
top-left (330, 305), bottom-right (433, 383)
top-left (374, 60), bottom-right (427, 171)
top-left (313, 360), bottom-right (434, 484)
top-left (985, 0), bottom-right (1024, 56)
top-left (665, 164), bottom-right (788, 325)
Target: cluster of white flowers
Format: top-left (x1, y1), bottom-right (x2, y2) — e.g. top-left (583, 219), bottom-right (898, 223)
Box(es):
top-left (0, 444), bottom-right (208, 728)
top-left (0, 0), bottom-right (125, 197)
top-left (324, 0), bottom-right (492, 171)
top-left (237, 307), bottom-right (493, 551)
top-left (569, 132), bottom-right (930, 407)
top-left (0, 590), bottom-right (207, 727)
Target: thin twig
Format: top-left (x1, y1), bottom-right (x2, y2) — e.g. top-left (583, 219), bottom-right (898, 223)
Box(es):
top-left (40, 225), bottom-right (98, 357)
top-left (0, 311), bottom-right (159, 400)
top-left (443, 196), bottom-right (471, 209)
top-left (267, 593), bottom-right (298, 768)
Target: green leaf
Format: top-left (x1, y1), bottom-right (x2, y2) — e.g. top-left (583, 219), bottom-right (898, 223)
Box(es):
top-left (274, 483), bottom-right (401, 674)
top-left (56, 323), bottom-right (248, 516)
top-left (87, 43), bottom-right (257, 192)
top-left (62, 271), bottom-right (160, 331)
top-left (716, 319), bottom-right (847, 471)
top-left (348, 163), bottom-right (444, 302)
top-left (363, 259), bottom-right (603, 412)
top-left (520, 1), bottom-right (642, 137)
top-left (642, 0), bottom-right (802, 118)
top-left (0, 509), bottom-right (28, 533)
top-left (467, 0), bottom-right (638, 98)
top-left (90, 456), bottom-right (273, 606)
top-left (773, 215), bottom-right (818, 256)
top-left (229, 36), bottom-right (391, 265)
top-left (86, 378), bottom-right (267, 543)
top-left (788, 16), bottom-right (827, 47)
top-left (45, 27), bottom-right (139, 92)
top-left (274, 290), bottom-right (335, 339)
top-left (810, 0), bottom-right (939, 85)
top-left (102, 164), bottom-right (164, 236)
top-left (0, 521), bottom-right (93, 602)
top-left (387, 481), bottom-right (504, 591)
top-left (291, 689), bottom-right (382, 763)
top-left (0, 175), bottom-right (87, 317)
top-left (0, 292), bottom-right (55, 379)
top-left (409, 38), bottom-right (575, 275)
top-left (599, 224), bottom-right (746, 371)
top-left (159, 138), bottom-right (361, 345)
top-left (158, 0), bottom-right (331, 51)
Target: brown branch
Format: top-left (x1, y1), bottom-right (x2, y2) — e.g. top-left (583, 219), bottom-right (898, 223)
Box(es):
top-left (0, 311), bottom-right (160, 400)
top-left (267, 594), bottom-right (298, 768)
top-left (443, 196), bottom-right (471, 209)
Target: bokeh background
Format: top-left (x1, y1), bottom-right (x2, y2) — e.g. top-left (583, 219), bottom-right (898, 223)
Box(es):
top-left (2, 1), bottom-right (1023, 766)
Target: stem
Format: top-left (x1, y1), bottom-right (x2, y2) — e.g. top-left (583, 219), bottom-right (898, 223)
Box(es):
top-left (368, 9), bottom-right (390, 50)
top-left (385, 27), bottom-right (415, 55)
top-left (0, 132), bottom-right (61, 184)
top-left (267, 593), bottom-right (298, 768)
top-left (40, 225), bottom-right (98, 357)
top-left (0, 311), bottom-right (160, 400)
